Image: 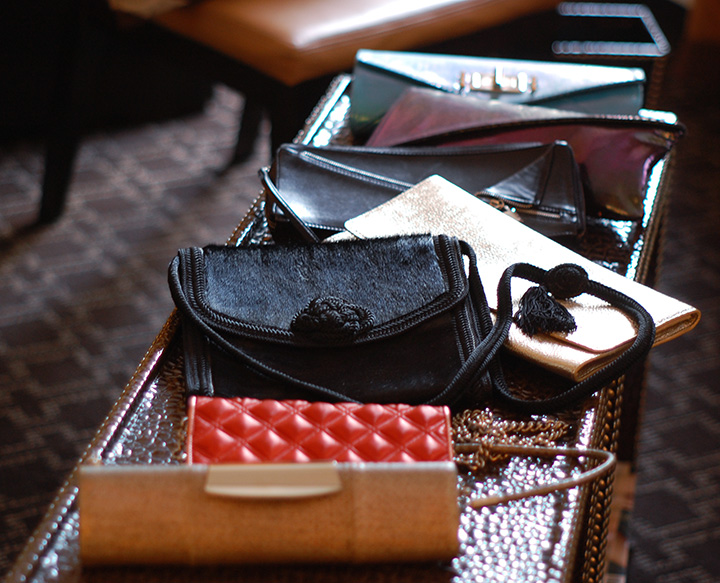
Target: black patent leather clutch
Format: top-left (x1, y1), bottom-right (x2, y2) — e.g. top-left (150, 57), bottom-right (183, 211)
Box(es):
top-left (264, 141), bottom-right (586, 242)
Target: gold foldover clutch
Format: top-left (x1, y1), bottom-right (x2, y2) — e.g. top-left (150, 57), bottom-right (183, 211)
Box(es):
top-left (329, 176), bottom-right (700, 381)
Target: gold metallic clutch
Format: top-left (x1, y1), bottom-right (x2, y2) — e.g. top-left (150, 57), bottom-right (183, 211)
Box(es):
top-left (328, 176), bottom-right (700, 381)
top-left (78, 461), bottom-right (460, 565)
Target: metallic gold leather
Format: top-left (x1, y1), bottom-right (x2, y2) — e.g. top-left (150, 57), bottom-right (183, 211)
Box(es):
top-left (337, 175), bottom-right (700, 381)
top-left (6, 76), bottom-right (673, 583)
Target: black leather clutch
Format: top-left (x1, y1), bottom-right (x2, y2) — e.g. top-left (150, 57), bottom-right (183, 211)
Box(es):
top-left (168, 231), bottom-right (658, 415)
top-left (264, 141), bottom-right (585, 242)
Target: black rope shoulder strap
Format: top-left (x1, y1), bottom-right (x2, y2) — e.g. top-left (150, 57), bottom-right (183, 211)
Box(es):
top-left (490, 262), bottom-right (656, 414)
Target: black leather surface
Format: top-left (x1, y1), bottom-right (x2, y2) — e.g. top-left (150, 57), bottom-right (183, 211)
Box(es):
top-left (269, 141), bottom-right (585, 239)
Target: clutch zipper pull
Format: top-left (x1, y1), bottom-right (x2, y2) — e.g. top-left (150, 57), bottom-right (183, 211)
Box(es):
top-left (474, 191), bottom-right (523, 222)
top-left (474, 191), bottom-right (571, 222)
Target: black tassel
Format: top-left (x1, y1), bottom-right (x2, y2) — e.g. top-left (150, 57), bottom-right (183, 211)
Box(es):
top-left (514, 264), bottom-right (588, 336)
top-left (514, 285), bottom-right (577, 336)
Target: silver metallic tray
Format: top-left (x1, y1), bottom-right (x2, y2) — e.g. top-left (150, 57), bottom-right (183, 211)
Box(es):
top-left (5, 74), bottom-right (673, 583)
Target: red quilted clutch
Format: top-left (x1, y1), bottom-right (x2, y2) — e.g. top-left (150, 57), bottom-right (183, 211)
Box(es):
top-left (187, 397), bottom-right (454, 464)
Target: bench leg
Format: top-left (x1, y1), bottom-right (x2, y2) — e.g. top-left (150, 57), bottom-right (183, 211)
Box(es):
top-left (38, 3), bottom-right (111, 224)
top-left (223, 97), bottom-right (265, 170)
top-left (221, 78), bottom-right (330, 169)
top-left (39, 136), bottom-right (82, 224)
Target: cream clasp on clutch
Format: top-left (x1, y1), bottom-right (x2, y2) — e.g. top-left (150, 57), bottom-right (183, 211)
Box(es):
top-left (204, 462), bottom-right (341, 499)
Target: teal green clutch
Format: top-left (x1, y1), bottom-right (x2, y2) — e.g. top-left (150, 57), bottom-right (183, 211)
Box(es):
top-left (349, 50), bottom-right (646, 137)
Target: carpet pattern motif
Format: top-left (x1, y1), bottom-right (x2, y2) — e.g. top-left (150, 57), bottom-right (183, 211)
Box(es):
top-left (1, 45), bottom-right (718, 583)
top-left (623, 43), bottom-right (720, 583)
top-left (0, 87), bottom-right (267, 575)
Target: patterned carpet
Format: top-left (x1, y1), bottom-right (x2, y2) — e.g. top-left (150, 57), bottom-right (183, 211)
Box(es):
top-left (622, 42), bottom-right (720, 583)
top-left (0, 86), bottom-right (269, 575)
top-left (1, 41), bottom-right (719, 583)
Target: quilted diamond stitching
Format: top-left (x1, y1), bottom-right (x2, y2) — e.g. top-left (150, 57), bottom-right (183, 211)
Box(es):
top-left (188, 397), bottom-right (452, 464)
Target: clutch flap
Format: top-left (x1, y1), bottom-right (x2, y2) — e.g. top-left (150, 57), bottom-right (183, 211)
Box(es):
top-left (272, 141), bottom-right (585, 238)
top-left (350, 49), bottom-right (646, 134)
top-left (174, 235), bottom-right (468, 344)
top-left (367, 87), bottom-right (682, 148)
top-left (204, 463), bottom-right (342, 499)
top-left (356, 49), bottom-right (645, 104)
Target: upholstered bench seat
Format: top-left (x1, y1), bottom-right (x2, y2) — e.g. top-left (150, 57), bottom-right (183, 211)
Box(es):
top-left (40, 0), bottom-right (561, 223)
top-left (153, 0), bottom-right (561, 86)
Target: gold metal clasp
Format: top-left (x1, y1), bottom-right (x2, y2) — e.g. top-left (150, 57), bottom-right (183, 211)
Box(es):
top-left (459, 67), bottom-right (537, 95)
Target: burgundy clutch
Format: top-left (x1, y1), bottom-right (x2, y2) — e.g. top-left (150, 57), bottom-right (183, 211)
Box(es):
top-left (187, 396), bottom-right (454, 464)
top-left (366, 87), bottom-right (684, 219)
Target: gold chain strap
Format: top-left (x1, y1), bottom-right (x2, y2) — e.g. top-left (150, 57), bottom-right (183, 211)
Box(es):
top-left (452, 408), bottom-right (570, 470)
top-left (451, 409), bottom-right (616, 508)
